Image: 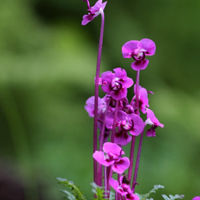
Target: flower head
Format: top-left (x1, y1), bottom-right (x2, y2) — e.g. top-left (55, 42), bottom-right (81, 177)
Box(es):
top-left (100, 68), bottom-right (134, 100)
top-left (122, 38), bottom-right (156, 70)
top-left (131, 85), bottom-right (150, 114)
top-left (110, 176), bottom-right (140, 200)
top-left (93, 142), bottom-right (130, 174)
top-left (145, 108), bottom-right (164, 137)
top-left (85, 96), bottom-right (106, 117)
top-left (82, 0), bottom-right (107, 25)
top-left (105, 110), bottom-right (144, 146)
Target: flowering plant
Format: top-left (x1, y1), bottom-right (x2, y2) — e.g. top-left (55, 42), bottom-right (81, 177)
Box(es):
top-left (57, 1), bottom-right (199, 200)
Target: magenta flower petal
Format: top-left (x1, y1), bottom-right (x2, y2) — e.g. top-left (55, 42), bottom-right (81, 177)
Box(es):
top-left (126, 193), bottom-right (140, 200)
top-left (139, 38), bottom-right (156, 56)
top-left (122, 40), bottom-right (139, 58)
top-left (82, 14), bottom-right (95, 25)
top-left (82, 0), bottom-right (107, 25)
top-left (146, 108), bottom-right (164, 128)
top-left (100, 68), bottom-right (133, 100)
top-left (84, 96), bottom-right (106, 117)
top-left (93, 151), bottom-right (114, 166)
top-left (129, 114), bottom-right (144, 136)
top-left (124, 77), bottom-right (134, 88)
top-left (113, 68), bottom-right (127, 79)
top-left (112, 157), bottom-right (130, 174)
top-left (84, 96), bottom-right (95, 117)
top-left (90, 0), bottom-right (103, 12)
top-left (146, 127), bottom-right (156, 137)
top-left (109, 178), bottom-right (128, 196)
top-left (131, 59), bottom-right (149, 71)
top-left (101, 71), bottom-right (115, 93)
top-left (109, 178), bottom-right (119, 192)
top-left (193, 197), bottom-right (200, 200)
top-left (103, 142), bottom-right (124, 156)
top-left (122, 38), bottom-right (156, 70)
top-left (114, 130), bottom-right (132, 146)
top-left (132, 85), bottom-right (149, 113)
top-left (111, 88), bottom-right (127, 101)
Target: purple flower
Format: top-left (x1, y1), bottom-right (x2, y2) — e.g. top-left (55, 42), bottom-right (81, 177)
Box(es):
top-left (82, 0), bottom-right (107, 25)
top-left (106, 111), bottom-right (144, 146)
top-left (193, 197), bottom-right (200, 200)
top-left (145, 108), bottom-right (164, 137)
top-left (100, 68), bottom-right (134, 100)
top-left (131, 85), bottom-right (150, 114)
top-left (93, 142), bottom-right (130, 174)
top-left (110, 176), bottom-right (140, 200)
top-left (122, 38), bottom-right (156, 70)
top-left (85, 96), bottom-right (106, 117)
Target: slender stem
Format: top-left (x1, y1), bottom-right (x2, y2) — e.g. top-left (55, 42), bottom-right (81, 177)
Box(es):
top-left (111, 100), bottom-right (119, 142)
top-left (104, 166), bottom-right (107, 193)
top-left (132, 129), bottom-right (144, 192)
top-left (131, 70), bottom-right (141, 191)
top-left (128, 136), bottom-right (136, 181)
top-left (93, 11), bottom-right (105, 184)
top-left (106, 166), bottom-right (112, 197)
top-left (97, 98), bottom-right (111, 186)
top-left (128, 70), bottom-right (140, 186)
top-left (135, 70), bottom-right (140, 115)
top-left (99, 99), bottom-right (111, 151)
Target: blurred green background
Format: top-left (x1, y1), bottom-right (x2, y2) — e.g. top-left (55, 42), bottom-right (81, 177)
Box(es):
top-left (0, 0), bottom-right (200, 199)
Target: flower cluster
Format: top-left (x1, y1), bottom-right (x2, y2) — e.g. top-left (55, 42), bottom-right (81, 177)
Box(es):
top-left (82, 2), bottom-right (164, 198)
top-left (80, 1), bottom-right (197, 200)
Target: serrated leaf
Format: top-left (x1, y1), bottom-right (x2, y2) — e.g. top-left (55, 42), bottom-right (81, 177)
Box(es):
top-left (136, 184), bottom-right (164, 200)
top-left (91, 182), bottom-right (113, 200)
top-left (60, 189), bottom-right (76, 200)
top-left (162, 194), bottom-right (184, 200)
top-left (57, 177), bottom-right (86, 200)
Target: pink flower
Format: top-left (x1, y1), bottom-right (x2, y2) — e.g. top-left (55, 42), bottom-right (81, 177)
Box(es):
top-left (131, 85), bottom-right (150, 114)
top-left (145, 108), bottom-right (164, 137)
top-left (82, 0), bottom-right (107, 25)
top-left (105, 111), bottom-right (144, 145)
top-left (100, 68), bottom-right (134, 100)
top-left (110, 176), bottom-right (140, 200)
top-left (122, 39), bottom-right (156, 70)
top-left (193, 197), bottom-right (200, 200)
top-left (93, 142), bottom-right (130, 174)
top-left (84, 96), bottom-right (106, 117)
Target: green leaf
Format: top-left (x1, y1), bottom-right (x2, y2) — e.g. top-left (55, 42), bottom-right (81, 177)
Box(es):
top-left (91, 182), bottom-right (115, 200)
top-left (91, 182), bottom-right (106, 200)
top-left (57, 177), bottom-right (86, 200)
top-left (136, 185), bottom-right (164, 200)
top-left (162, 194), bottom-right (184, 200)
top-left (60, 189), bottom-right (76, 200)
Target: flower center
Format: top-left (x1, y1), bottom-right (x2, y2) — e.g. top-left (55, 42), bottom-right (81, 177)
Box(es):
top-left (111, 78), bottom-right (122, 91)
top-left (132, 51), bottom-right (145, 61)
top-left (121, 119), bottom-right (133, 131)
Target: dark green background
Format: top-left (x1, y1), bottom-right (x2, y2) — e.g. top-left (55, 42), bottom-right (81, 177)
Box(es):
top-left (0, 0), bottom-right (200, 199)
